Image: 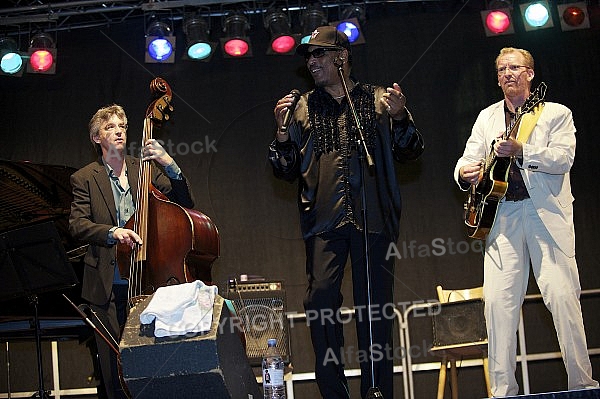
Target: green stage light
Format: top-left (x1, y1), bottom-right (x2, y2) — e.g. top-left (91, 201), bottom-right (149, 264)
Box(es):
top-left (520, 1), bottom-right (554, 31)
top-left (183, 16), bottom-right (216, 61)
top-left (0, 37), bottom-right (24, 76)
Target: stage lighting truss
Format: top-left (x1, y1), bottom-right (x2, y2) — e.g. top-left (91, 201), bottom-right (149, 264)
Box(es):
top-left (0, 36), bottom-right (24, 77)
top-left (221, 12), bottom-right (252, 58)
top-left (27, 32), bottom-right (56, 74)
top-left (264, 9), bottom-right (298, 55)
top-left (520, 1), bottom-right (554, 31)
top-left (145, 19), bottom-right (176, 63)
top-left (333, 5), bottom-right (366, 45)
top-left (300, 5), bottom-right (328, 44)
top-left (183, 16), bottom-right (216, 61)
top-left (557, 1), bottom-right (590, 31)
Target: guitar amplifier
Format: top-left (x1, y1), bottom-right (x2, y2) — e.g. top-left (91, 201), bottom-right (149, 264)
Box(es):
top-left (226, 280), bottom-right (291, 366)
top-left (432, 299), bottom-right (487, 347)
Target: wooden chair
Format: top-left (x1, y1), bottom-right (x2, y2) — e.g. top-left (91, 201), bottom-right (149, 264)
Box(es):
top-left (429, 285), bottom-right (491, 399)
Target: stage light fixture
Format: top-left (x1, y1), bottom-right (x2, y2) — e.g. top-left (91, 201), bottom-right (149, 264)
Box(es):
top-left (336, 18), bottom-right (363, 44)
top-left (481, 9), bottom-right (515, 35)
top-left (264, 9), bottom-right (298, 55)
top-left (557, 1), bottom-right (589, 31)
top-left (333, 6), bottom-right (366, 45)
top-left (183, 16), bottom-right (215, 61)
top-left (27, 33), bottom-right (56, 74)
top-left (221, 12), bottom-right (252, 58)
top-left (300, 5), bottom-right (327, 44)
top-left (481, 0), bottom-right (515, 36)
top-left (145, 20), bottom-right (175, 63)
top-left (0, 37), bottom-right (24, 77)
top-left (520, 1), bottom-right (554, 31)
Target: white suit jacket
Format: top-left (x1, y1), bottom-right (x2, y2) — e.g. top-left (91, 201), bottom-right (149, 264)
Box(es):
top-left (454, 100), bottom-right (577, 257)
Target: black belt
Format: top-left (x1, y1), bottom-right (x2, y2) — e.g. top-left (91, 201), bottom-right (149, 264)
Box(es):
top-left (504, 193), bottom-right (530, 201)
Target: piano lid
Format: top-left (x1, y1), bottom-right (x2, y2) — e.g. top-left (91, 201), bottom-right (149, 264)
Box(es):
top-left (0, 160), bottom-right (87, 322)
top-left (0, 159), bottom-right (76, 233)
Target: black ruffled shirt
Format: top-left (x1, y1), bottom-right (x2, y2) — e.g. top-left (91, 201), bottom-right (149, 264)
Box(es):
top-left (268, 83), bottom-right (424, 241)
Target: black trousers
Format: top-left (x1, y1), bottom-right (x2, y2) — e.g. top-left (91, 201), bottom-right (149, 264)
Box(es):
top-left (304, 224), bottom-right (396, 399)
top-left (89, 284), bottom-right (129, 399)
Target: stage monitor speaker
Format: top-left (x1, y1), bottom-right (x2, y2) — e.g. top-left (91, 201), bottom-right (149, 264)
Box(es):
top-left (432, 299), bottom-right (487, 347)
top-left (119, 294), bottom-right (261, 399)
top-left (227, 280), bottom-right (291, 367)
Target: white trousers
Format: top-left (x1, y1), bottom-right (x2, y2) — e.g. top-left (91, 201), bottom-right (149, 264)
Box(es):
top-left (483, 198), bottom-right (597, 397)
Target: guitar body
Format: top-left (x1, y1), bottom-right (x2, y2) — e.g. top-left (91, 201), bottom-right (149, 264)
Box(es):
top-left (464, 156), bottom-right (511, 239)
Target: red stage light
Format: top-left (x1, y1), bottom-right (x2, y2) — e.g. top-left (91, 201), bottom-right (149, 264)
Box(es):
top-left (264, 9), bottom-right (297, 55)
top-left (557, 1), bottom-right (590, 31)
top-left (480, 8), bottom-right (514, 36)
top-left (486, 10), bottom-right (511, 34)
top-left (271, 35), bottom-right (296, 54)
top-left (563, 6), bottom-right (585, 26)
top-left (29, 49), bottom-right (54, 72)
top-left (220, 12), bottom-right (252, 58)
top-left (223, 39), bottom-right (249, 57)
top-left (26, 33), bottom-right (56, 74)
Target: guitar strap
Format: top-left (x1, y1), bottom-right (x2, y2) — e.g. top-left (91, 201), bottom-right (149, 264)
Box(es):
top-left (516, 102), bottom-right (545, 143)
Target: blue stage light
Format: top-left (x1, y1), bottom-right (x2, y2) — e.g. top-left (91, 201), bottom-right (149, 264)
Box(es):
top-left (336, 20), bottom-right (361, 44)
top-left (145, 21), bottom-right (175, 63)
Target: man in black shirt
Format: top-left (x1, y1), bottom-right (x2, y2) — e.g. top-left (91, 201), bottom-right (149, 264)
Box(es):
top-left (268, 26), bottom-right (424, 399)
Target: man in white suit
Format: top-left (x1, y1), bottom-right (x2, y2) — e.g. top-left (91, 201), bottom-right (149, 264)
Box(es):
top-left (454, 47), bottom-right (598, 397)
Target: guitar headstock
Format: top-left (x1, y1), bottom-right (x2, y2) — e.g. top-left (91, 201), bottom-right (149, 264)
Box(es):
top-left (519, 82), bottom-right (547, 115)
top-left (146, 77), bottom-right (174, 128)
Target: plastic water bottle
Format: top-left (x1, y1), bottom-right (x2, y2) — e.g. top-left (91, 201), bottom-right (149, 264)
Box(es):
top-left (262, 338), bottom-right (286, 399)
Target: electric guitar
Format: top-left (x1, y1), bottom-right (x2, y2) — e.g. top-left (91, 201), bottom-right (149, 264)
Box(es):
top-left (464, 82), bottom-right (546, 239)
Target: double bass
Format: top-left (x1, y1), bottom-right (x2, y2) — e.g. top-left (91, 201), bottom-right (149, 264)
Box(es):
top-left (116, 77), bottom-right (220, 306)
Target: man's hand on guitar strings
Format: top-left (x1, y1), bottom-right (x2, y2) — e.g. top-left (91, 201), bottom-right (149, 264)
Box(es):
top-left (494, 137), bottom-right (523, 158)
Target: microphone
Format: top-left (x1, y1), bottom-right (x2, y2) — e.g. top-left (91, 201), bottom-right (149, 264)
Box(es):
top-left (280, 89), bottom-right (301, 133)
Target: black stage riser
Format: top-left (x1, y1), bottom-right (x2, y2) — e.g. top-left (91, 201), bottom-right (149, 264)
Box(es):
top-left (120, 295), bottom-right (261, 399)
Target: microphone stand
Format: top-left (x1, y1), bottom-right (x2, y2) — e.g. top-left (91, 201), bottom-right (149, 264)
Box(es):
top-left (336, 65), bottom-right (383, 399)
top-left (337, 67), bottom-right (374, 170)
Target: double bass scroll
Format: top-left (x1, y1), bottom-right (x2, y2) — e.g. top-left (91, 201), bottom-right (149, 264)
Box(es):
top-left (147, 78), bottom-right (173, 127)
top-left (116, 77), bottom-right (220, 306)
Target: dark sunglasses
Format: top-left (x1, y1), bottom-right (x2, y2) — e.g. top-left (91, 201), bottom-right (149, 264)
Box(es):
top-left (304, 47), bottom-right (339, 61)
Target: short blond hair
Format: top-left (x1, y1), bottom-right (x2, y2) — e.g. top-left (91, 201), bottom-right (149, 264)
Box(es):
top-left (88, 104), bottom-right (127, 154)
top-left (495, 47), bottom-right (534, 69)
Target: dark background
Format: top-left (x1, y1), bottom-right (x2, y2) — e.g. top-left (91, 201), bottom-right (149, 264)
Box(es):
top-left (1, 2), bottom-right (599, 398)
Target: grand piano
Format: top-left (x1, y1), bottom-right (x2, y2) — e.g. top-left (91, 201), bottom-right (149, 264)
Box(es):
top-left (0, 159), bottom-right (89, 341)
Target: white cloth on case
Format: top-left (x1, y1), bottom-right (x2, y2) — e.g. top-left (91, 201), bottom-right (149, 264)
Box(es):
top-left (139, 280), bottom-right (218, 337)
